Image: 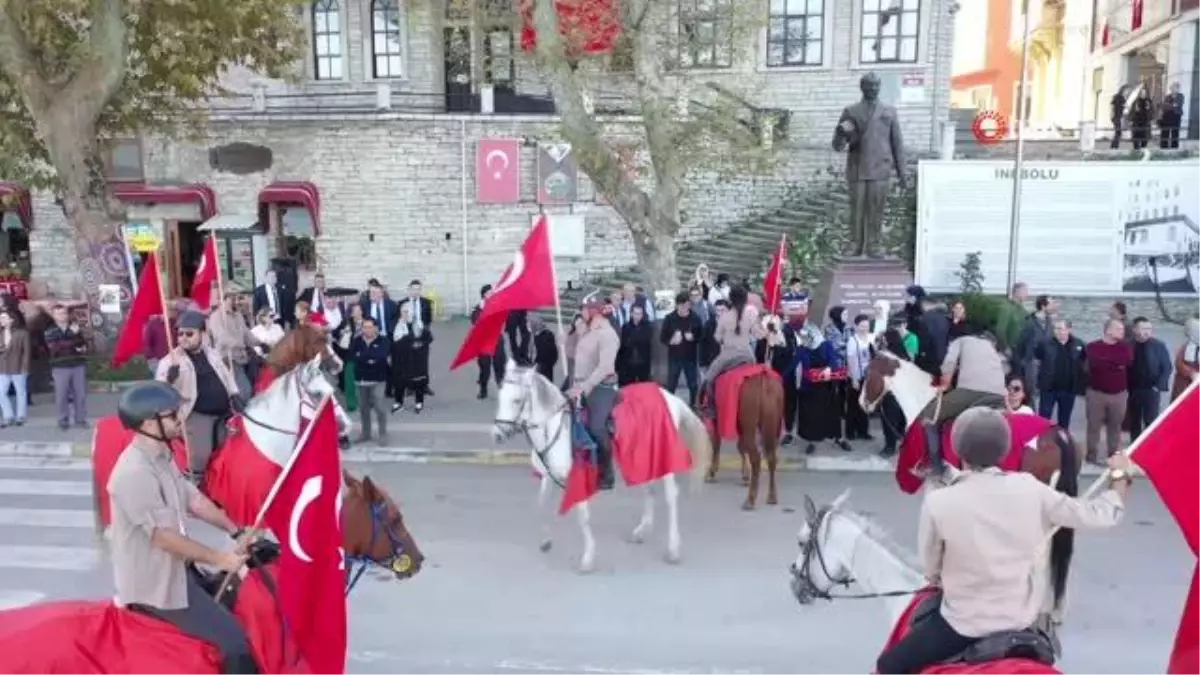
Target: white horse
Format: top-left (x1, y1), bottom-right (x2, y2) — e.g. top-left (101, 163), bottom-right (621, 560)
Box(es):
top-left (491, 364), bottom-right (712, 573)
top-left (788, 492), bottom-right (1061, 670)
top-left (236, 353), bottom-right (354, 463)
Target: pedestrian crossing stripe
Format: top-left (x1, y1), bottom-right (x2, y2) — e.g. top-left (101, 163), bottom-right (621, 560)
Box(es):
top-left (0, 478), bottom-right (91, 497)
top-left (0, 508), bottom-right (94, 528)
top-left (0, 545), bottom-right (101, 571)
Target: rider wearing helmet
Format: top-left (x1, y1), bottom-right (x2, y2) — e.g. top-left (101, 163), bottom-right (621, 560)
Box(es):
top-left (108, 382), bottom-right (259, 674)
top-left (567, 290), bottom-right (620, 490)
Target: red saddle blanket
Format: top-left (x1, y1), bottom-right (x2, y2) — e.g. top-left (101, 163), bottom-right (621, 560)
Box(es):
top-left (879, 589), bottom-right (1061, 674)
top-left (0, 566), bottom-right (308, 674)
top-left (559, 382), bottom-right (691, 514)
top-left (708, 363), bottom-right (779, 442)
top-left (894, 413), bottom-right (1053, 495)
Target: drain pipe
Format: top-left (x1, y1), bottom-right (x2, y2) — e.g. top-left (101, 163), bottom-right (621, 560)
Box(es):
top-left (460, 118), bottom-right (470, 317)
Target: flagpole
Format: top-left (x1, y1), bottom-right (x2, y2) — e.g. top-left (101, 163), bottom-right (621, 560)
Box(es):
top-left (1043, 380), bottom-right (1199, 547)
top-left (208, 234), bottom-right (235, 375)
top-left (542, 213), bottom-right (569, 383)
top-left (152, 250), bottom-right (193, 477)
top-left (215, 393), bottom-right (335, 602)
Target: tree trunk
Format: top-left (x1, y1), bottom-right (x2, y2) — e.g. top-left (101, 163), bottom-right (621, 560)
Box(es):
top-left (629, 214), bottom-right (678, 294)
top-left (42, 120), bottom-right (132, 351)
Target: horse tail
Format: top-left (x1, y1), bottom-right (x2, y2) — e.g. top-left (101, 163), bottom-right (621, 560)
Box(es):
top-left (676, 400), bottom-right (713, 493)
top-left (1048, 426), bottom-right (1079, 609)
top-left (758, 373), bottom-right (785, 452)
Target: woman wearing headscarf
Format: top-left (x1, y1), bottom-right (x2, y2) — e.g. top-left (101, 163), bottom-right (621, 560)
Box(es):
top-left (617, 304), bottom-right (654, 385)
top-left (792, 308), bottom-right (850, 455)
top-left (528, 314), bottom-right (559, 382)
top-left (390, 301), bottom-right (433, 413)
top-left (1172, 317), bottom-right (1200, 400)
top-left (692, 263), bottom-right (714, 301)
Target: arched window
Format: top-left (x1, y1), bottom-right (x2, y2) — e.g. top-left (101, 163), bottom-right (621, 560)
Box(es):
top-left (371, 0), bottom-right (405, 78)
top-left (312, 0), bottom-right (343, 80)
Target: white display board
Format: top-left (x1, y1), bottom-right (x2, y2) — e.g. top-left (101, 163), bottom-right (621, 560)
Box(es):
top-left (532, 213), bottom-right (585, 258)
top-left (915, 160), bottom-right (1200, 297)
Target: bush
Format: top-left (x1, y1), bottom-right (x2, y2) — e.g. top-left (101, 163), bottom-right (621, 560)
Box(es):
top-left (87, 355), bottom-right (150, 382)
top-left (957, 292), bottom-right (1026, 353)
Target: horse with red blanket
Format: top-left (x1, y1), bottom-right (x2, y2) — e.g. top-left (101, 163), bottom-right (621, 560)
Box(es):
top-left (790, 492), bottom-right (1062, 675)
top-left (492, 365), bottom-right (712, 573)
top-left (859, 352), bottom-right (1082, 621)
top-left (701, 362), bottom-right (786, 510)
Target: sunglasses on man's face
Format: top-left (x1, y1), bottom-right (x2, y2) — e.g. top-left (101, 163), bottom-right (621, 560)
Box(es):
top-left (178, 330), bottom-right (199, 338)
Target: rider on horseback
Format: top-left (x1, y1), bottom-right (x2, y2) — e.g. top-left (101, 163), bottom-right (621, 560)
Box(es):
top-left (699, 285), bottom-right (762, 419)
top-left (567, 291), bottom-right (621, 491)
top-left (157, 310), bottom-right (245, 477)
top-left (876, 407), bottom-right (1132, 674)
top-left (921, 327), bottom-right (1009, 476)
top-left (107, 381), bottom-right (259, 674)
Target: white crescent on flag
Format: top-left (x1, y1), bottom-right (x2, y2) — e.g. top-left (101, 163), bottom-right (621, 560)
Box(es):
top-left (493, 251), bottom-right (525, 295)
top-left (485, 150), bottom-right (509, 179)
top-left (288, 475), bottom-right (323, 563)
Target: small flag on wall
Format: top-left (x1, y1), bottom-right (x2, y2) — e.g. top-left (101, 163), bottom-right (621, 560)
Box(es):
top-left (476, 138), bottom-right (521, 204)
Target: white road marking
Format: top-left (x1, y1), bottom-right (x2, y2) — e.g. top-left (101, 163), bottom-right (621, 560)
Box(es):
top-left (0, 545), bottom-right (101, 571)
top-left (0, 590), bottom-right (46, 610)
top-left (0, 508), bottom-right (94, 528)
top-left (349, 652), bottom-right (756, 674)
top-left (0, 479), bottom-right (91, 496)
top-left (0, 457), bottom-right (91, 471)
top-left (0, 442), bottom-right (73, 457)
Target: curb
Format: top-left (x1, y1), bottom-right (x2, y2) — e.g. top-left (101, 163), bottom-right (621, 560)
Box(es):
top-left (88, 381), bottom-right (148, 393)
top-left (0, 442), bottom-right (1108, 477)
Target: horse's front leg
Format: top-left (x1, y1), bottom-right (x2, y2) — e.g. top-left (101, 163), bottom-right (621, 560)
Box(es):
top-left (537, 474), bottom-right (554, 553)
top-left (661, 474), bottom-right (682, 564)
top-left (576, 500), bottom-right (596, 573)
top-left (629, 483), bottom-right (654, 544)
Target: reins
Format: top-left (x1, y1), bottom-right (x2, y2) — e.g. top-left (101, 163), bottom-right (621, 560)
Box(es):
top-left (793, 505), bottom-right (921, 602)
top-left (493, 376), bottom-right (572, 489)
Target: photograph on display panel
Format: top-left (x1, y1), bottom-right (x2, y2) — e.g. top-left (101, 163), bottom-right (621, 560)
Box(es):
top-left (1118, 173), bottom-right (1199, 293)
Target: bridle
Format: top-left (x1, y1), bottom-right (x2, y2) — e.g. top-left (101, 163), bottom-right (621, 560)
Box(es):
top-left (492, 372), bottom-right (571, 488)
top-left (344, 492), bottom-right (415, 594)
top-left (790, 501), bottom-right (919, 603)
top-left (239, 363), bottom-right (338, 437)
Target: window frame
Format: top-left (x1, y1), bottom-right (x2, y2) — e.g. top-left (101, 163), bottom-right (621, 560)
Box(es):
top-left (677, 0), bottom-right (735, 70)
top-left (369, 0), bottom-right (408, 80)
top-left (765, 0), bottom-right (826, 68)
top-left (102, 138), bottom-right (144, 183)
top-left (857, 0), bottom-right (921, 66)
top-left (310, 0), bottom-right (344, 81)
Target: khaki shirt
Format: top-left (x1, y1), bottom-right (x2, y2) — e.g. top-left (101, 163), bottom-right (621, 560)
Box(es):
top-left (573, 320), bottom-right (619, 394)
top-left (207, 310), bottom-right (257, 364)
top-left (155, 345), bottom-right (240, 421)
top-left (920, 469), bottom-right (1124, 637)
top-left (942, 336), bottom-right (1007, 397)
top-left (714, 305), bottom-right (761, 359)
top-left (107, 437), bottom-right (200, 610)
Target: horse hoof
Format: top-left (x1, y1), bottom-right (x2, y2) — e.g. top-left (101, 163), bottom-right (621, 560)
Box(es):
top-left (704, 472), bottom-right (718, 484)
top-left (741, 501), bottom-right (756, 511)
top-left (664, 550), bottom-right (682, 565)
top-left (578, 561), bottom-right (595, 574)
top-left (740, 477), bottom-right (750, 486)
top-left (539, 539), bottom-right (553, 553)
top-left (628, 530), bottom-right (647, 544)
top-left (766, 496), bottom-right (778, 506)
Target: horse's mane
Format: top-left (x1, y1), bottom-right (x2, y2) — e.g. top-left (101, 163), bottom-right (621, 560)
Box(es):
top-left (266, 325), bottom-right (327, 374)
top-left (526, 366), bottom-right (565, 411)
top-left (835, 506), bottom-right (923, 573)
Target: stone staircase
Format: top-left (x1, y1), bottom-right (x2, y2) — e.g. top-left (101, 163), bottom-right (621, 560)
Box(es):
top-left (538, 180), bottom-right (852, 321)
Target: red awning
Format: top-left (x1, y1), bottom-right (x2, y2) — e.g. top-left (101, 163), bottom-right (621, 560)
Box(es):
top-left (0, 182), bottom-right (33, 230)
top-left (112, 183), bottom-right (217, 220)
top-left (258, 181), bottom-right (321, 236)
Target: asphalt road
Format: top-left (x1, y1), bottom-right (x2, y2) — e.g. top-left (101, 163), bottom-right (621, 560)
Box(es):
top-left (0, 459), bottom-right (1189, 674)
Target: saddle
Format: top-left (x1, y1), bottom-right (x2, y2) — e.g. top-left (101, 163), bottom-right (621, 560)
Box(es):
top-left (908, 591), bottom-right (1057, 667)
top-left (189, 539), bottom-right (282, 612)
top-left (920, 390), bottom-right (1008, 478)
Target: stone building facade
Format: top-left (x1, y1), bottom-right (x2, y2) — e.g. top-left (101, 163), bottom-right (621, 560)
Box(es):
top-left (20, 0), bottom-right (957, 316)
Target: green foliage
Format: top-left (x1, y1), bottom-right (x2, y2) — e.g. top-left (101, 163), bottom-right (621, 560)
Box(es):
top-left (87, 354), bottom-right (148, 382)
top-left (957, 292), bottom-right (1025, 353)
top-left (0, 0), bottom-right (307, 188)
top-left (881, 166), bottom-right (918, 267)
top-left (955, 251), bottom-right (985, 293)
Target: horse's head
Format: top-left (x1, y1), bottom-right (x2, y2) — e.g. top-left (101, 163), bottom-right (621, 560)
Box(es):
top-left (860, 351), bottom-right (902, 413)
top-left (341, 471), bottom-right (425, 581)
top-left (791, 490), bottom-right (854, 605)
top-left (492, 362), bottom-right (538, 444)
top-left (296, 353), bottom-right (353, 440)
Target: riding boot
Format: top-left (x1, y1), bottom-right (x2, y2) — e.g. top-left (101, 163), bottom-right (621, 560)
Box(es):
top-left (924, 421), bottom-right (945, 479)
top-left (595, 440), bottom-right (615, 490)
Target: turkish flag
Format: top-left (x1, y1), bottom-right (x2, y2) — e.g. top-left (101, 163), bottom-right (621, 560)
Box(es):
top-left (1131, 0), bottom-right (1144, 30)
top-left (189, 234), bottom-right (220, 310)
top-left (477, 138), bottom-right (521, 204)
top-left (111, 252), bottom-right (164, 368)
top-left (1129, 383), bottom-right (1199, 673)
top-left (450, 215), bottom-right (558, 369)
top-left (263, 402), bottom-right (347, 674)
top-left (762, 235), bottom-right (787, 315)
top-left (1101, 19), bottom-right (1110, 46)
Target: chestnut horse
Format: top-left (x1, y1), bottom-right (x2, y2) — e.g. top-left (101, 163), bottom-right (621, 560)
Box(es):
top-left (256, 323), bottom-right (343, 392)
top-left (859, 351), bottom-right (1082, 620)
top-left (704, 366), bottom-right (787, 510)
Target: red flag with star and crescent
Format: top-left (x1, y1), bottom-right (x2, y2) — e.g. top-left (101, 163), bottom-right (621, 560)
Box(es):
top-left (189, 233), bottom-right (220, 310)
top-left (762, 235), bottom-right (787, 315)
top-left (450, 215), bottom-right (558, 370)
top-left (262, 401), bottom-right (347, 674)
top-left (476, 138), bottom-right (521, 204)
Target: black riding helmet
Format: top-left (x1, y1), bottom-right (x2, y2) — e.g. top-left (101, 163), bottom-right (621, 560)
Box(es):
top-left (118, 381), bottom-right (183, 441)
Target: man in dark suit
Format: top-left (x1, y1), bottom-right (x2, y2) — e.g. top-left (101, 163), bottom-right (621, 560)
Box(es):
top-left (398, 279), bottom-right (435, 395)
top-left (359, 280), bottom-right (398, 337)
top-left (297, 271), bottom-right (328, 309)
top-left (252, 269), bottom-right (294, 328)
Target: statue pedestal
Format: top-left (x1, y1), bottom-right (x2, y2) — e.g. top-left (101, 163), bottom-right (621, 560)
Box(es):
top-left (808, 257), bottom-right (913, 324)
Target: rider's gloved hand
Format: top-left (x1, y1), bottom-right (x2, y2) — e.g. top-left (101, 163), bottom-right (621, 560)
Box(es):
top-left (165, 364), bottom-right (181, 384)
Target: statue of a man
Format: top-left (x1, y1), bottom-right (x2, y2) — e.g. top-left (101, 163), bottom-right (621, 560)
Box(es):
top-left (832, 72), bottom-right (907, 258)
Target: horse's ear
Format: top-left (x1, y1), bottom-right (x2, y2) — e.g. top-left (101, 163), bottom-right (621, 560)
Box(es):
top-left (343, 470), bottom-right (360, 489)
top-left (360, 475), bottom-right (378, 499)
top-left (803, 495), bottom-right (817, 521)
top-left (831, 489), bottom-right (851, 510)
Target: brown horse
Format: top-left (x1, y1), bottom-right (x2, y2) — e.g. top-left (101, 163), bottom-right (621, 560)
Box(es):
top-left (860, 351), bottom-right (1083, 619)
top-left (704, 364), bottom-right (787, 510)
top-left (257, 323), bottom-right (340, 391)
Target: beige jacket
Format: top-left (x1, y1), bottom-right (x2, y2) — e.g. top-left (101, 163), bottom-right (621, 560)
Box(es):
top-left (206, 310), bottom-right (257, 365)
top-left (573, 320), bottom-right (619, 394)
top-left (714, 304), bottom-right (761, 358)
top-left (942, 335), bottom-right (1007, 397)
top-left (920, 469), bottom-right (1124, 637)
top-left (155, 345), bottom-right (240, 421)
